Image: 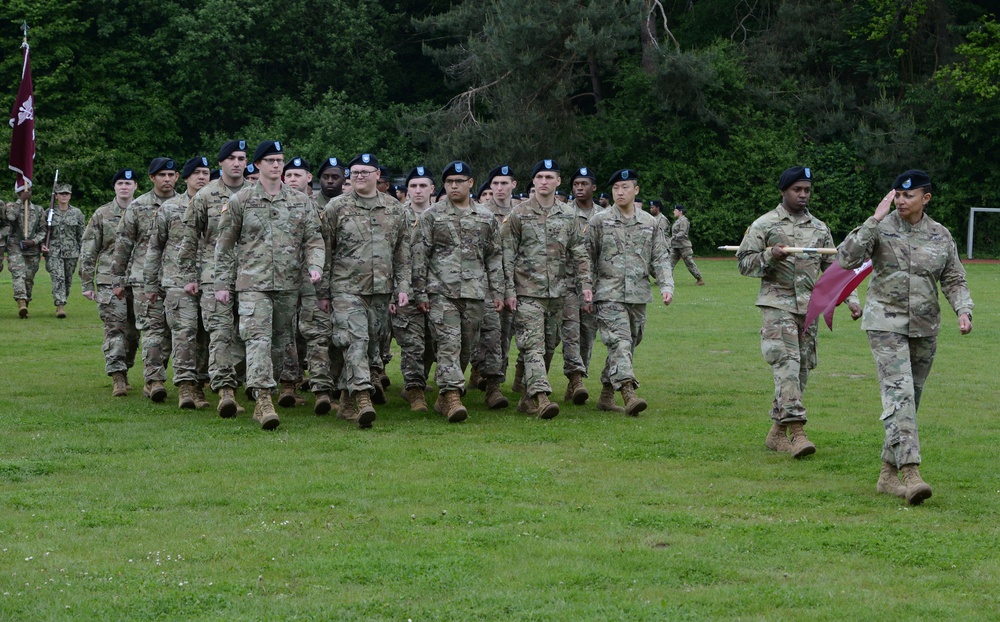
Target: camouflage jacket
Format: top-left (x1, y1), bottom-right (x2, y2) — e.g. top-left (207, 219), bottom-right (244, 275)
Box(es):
top-left (300, 195), bottom-right (325, 298)
top-left (670, 214), bottom-right (693, 250)
top-left (111, 190), bottom-right (177, 288)
top-left (144, 192), bottom-right (196, 293)
top-left (587, 206), bottom-right (674, 304)
top-left (79, 200), bottom-right (127, 291)
top-left (484, 197), bottom-right (514, 222)
top-left (737, 204), bottom-right (852, 314)
top-left (0, 200), bottom-right (9, 246)
top-left (47, 206), bottom-right (86, 258)
top-left (838, 212), bottom-right (974, 337)
top-left (179, 178), bottom-right (247, 286)
top-left (411, 198), bottom-right (504, 304)
top-left (501, 196), bottom-right (592, 300)
top-left (564, 201), bottom-right (602, 292)
top-left (652, 212), bottom-right (670, 240)
top-left (215, 182), bottom-right (324, 293)
top-left (7, 200), bottom-right (46, 256)
top-left (319, 190), bottom-right (411, 298)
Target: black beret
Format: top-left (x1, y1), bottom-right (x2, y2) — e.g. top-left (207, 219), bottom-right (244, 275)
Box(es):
top-left (181, 156), bottom-right (211, 179)
top-left (477, 181), bottom-right (492, 199)
top-left (252, 140), bottom-right (283, 163)
top-left (210, 169), bottom-right (221, 181)
top-left (405, 166), bottom-right (434, 185)
top-left (111, 169), bottom-right (137, 186)
top-left (317, 157), bottom-right (344, 175)
top-left (892, 169), bottom-right (932, 191)
top-left (555, 190), bottom-right (568, 197)
top-left (570, 167), bottom-right (597, 183)
top-left (378, 165), bottom-right (391, 180)
top-left (442, 161), bottom-right (473, 182)
top-left (531, 159), bottom-right (560, 177)
top-left (608, 169), bottom-right (639, 186)
top-left (674, 203), bottom-right (686, 213)
top-left (217, 139), bottom-right (248, 162)
top-left (435, 186), bottom-right (446, 200)
top-left (778, 166), bottom-right (812, 191)
top-left (283, 157), bottom-right (311, 173)
top-left (486, 165), bottom-right (516, 185)
top-left (148, 157), bottom-right (176, 175)
top-left (243, 163), bottom-right (259, 178)
top-left (649, 199), bottom-right (663, 208)
top-left (348, 153), bottom-right (379, 168)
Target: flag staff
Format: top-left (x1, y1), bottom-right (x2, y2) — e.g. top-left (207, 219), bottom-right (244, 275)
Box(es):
top-left (717, 246), bottom-right (837, 255)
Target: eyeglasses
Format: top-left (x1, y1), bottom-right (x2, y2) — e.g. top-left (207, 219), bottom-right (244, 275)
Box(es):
top-left (444, 178), bottom-right (471, 186)
top-left (351, 169), bottom-right (378, 179)
top-left (262, 157), bottom-right (285, 166)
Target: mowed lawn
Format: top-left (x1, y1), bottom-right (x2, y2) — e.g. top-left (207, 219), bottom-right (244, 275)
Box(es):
top-left (1, 259), bottom-right (997, 621)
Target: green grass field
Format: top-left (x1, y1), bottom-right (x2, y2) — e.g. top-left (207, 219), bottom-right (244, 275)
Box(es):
top-left (1, 259), bottom-right (998, 620)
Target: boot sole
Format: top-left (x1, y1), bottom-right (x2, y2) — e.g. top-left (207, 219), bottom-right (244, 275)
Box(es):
top-left (259, 415), bottom-right (280, 431)
top-left (410, 403), bottom-right (429, 412)
top-left (625, 400), bottom-right (647, 417)
top-left (314, 400), bottom-right (332, 416)
top-left (447, 408), bottom-right (468, 423)
top-left (538, 403), bottom-right (559, 419)
top-left (487, 397), bottom-right (509, 410)
top-left (18, 309), bottom-right (28, 318)
top-left (179, 400), bottom-right (197, 410)
top-left (906, 485), bottom-right (933, 505)
top-left (357, 410), bottom-right (376, 428)
top-left (277, 394), bottom-right (298, 408)
top-left (792, 444), bottom-right (817, 459)
top-left (572, 390), bottom-right (589, 405)
top-left (151, 388), bottom-right (168, 403)
top-left (218, 401), bottom-right (238, 419)
top-left (877, 483), bottom-right (907, 499)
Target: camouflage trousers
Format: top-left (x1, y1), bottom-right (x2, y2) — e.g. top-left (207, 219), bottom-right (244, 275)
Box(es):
top-left (597, 301), bottom-right (646, 390)
top-left (669, 247), bottom-right (702, 281)
top-left (46, 255), bottom-right (78, 306)
top-left (561, 289), bottom-right (599, 377)
top-left (164, 288), bottom-right (208, 385)
top-left (472, 300), bottom-right (514, 380)
top-left (391, 302), bottom-right (435, 390)
top-left (429, 295), bottom-right (484, 393)
top-left (297, 294), bottom-right (334, 392)
top-left (94, 284), bottom-right (139, 375)
top-left (867, 331), bottom-right (937, 467)
top-left (759, 307), bottom-right (817, 424)
top-left (238, 290), bottom-right (298, 392)
top-left (200, 285), bottom-right (245, 391)
top-left (9, 251), bottom-right (40, 301)
top-left (135, 287), bottom-right (172, 384)
top-left (330, 293), bottom-right (390, 394)
top-left (514, 296), bottom-right (563, 396)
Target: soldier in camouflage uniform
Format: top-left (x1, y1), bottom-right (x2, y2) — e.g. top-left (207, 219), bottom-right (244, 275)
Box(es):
top-left (44, 183), bottom-right (86, 318)
top-left (146, 157), bottom-right (212, 410)
top-left (179, 140), bottom-right (249, 418)
top-left (317, 157), bottom-right (346, 205)
top-left (588, 169), bottom-right (674, 415)
top-left (738, 166), bottom-right (861, 458)
top-left (8, 186), bottom-right (46, 318)
top-left (0, 197), bottom-right (9, 282)
top-left (80, 169), bottom-right (141, 396)
top-left (502, 159), bottom-right (592, 419)
top-left (560, 167), bottom-right (603, 405)
top-left (320, 153), bottom-right (411, 428)
top-left (215, 140), bottom-right (325, 431)
top-left (111, 157), bottom-right (178, 402)
top-left (838, 170), bottom-right (974, 505)
top-left (412, 161), bottom-right (505, 422)
top-left (669, 204), bottom-right (704, 286)
top-left (394, 166), bottom-right (437, 412)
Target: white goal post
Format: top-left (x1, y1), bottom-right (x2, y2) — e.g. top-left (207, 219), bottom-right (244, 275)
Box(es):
top-left (967, 207), bottom-right (1000, 259)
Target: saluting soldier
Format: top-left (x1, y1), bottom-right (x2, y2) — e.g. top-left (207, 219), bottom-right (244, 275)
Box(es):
top-left (669, 204), bottom-right (705, 286)
top-left (214, 140), bottom-right (325, 431)
top-left (79, 169), bottom-right (141, 396)
top-left (8, 185), bottom-right (46, 318)
top-left (44, 183), bottom-right (86, 318)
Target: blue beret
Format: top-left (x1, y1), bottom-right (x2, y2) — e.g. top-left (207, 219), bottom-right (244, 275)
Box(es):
top-left (252, 140), bottom-right (283, 163)
top-left (531, 159), bottom-right (560, 177)
top-left (148, 157), bottom-right (176, 175)
top-left (181, 156), bottom-right (210, 179)
top-left (217, 139), bottom-right (248, 162)
top-left (892, 169), bottom-right (931, 191)
top-left (778, 166), bottom-right (812, 191)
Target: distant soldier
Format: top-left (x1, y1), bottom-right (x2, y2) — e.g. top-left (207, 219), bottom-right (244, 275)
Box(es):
top-left (317, 157), bottom-right (346, 204)
top-left (214, 140), bottom-right (325, 430)
top-left (477, 182), bottom-right (493, 203)
top-left (146, 157), bottom-right (212, 410)
top-left (179, 139), bottom-right (249, 418)
top-left (44, 183), bottom-right (86, 318)
top-left (648, 200), bottom-right (669, 237)
top-left (737, 166), bottom-right (861, 457)
top-left (8, 185), bottom-right (45, 318)
top-left (412, 161), bottom-right (505, 421)
top-left (111, 157), bottom-right (178, 402)
top-left (320, 153), bottom-right (411, 428)
top-left (79, 169), bottom-right (141, 396)
top-left (0, 196), bottom-right (9, 282)
top-left (669, 204), bottom-right (705, 286)
top-left (502, 159), bottom-right (592, 419)
top-left (588, 169), bottom-right (674, 415)
top-left (243, 163), bottom-right (260, 183)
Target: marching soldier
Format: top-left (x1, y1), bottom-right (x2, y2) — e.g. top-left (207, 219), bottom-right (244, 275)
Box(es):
top-left (317, 157), bottom-right (346, 203)
top-left (44, 183), bottom-right (86, 318)
top-left (669, 204), bottom-right (705, 286)
top-left (8, 186), bottom-right (45, 318)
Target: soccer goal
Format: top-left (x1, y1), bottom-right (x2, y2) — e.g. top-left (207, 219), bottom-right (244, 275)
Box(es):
top-left (967, 208), bottom-right (1000, 259)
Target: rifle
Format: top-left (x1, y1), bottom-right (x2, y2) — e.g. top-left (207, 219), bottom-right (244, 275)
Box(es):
top-left (43, 170), bottom-right (59, 257)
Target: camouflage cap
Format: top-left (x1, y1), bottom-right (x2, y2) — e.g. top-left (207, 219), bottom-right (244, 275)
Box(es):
top-left (54, 183), bottom-right (72, 194)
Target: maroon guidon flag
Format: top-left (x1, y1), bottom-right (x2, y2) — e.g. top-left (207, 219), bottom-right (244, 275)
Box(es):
top-left (9, 37), bottom-right (35, 191)
top-left (804, 259), bottom-right (873, 331)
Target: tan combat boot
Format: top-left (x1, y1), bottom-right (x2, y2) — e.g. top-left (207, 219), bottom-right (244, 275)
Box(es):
top-left (597, 384), bottom-right (625, 413)
top-left (148, 380), bottom-right (168, 403)
top-left (442, 390), bottom-right (469, 423)
top-left (534, 392), bottom-right (559, 419)
top-left (337, 391), bottom-right (358, 423)
top-left (314, 391), bottom-right (333, 415)
top-left (379, 371), bottom-right (391, 389)
top-left (786, 422), bottom-right (816, 458)
top-left (484, 378), bottom-right (509, 409)
top-left (899, 464), bottom-right (933, 505)
top-left (56, 304), bottom-right (67, 319)
top-left (565, 372), bottom-right (589, 405)
top-left (178, 382), bottom-right (198, 409)
top-left (469, 367), bottom-right (483, 392)
top-left (193, 384), bottom-right (211, 409)
top-left (877, 462), bottom-right (906, 499)
top-left (371, 369), bottom-right (387, 405)
top-left (253, 392), bottom-right (280, 430)
top-left (695, 278), bottom-right (705, 286)
top-left (217, 387), bottom-right (239, 418)
top-left (512, 360), bottom-right (525, 393)
top-left (111, 372), bottom-right (129, 397)
top-left (516, 392), bottom-right (537, 415)
top-left (354, 390), bottom-right (377, 428)
top-left (619, 381), bottom-right (647, 417)
top-left (277, 381), bottom-right (300, 407)
top-left (765, 423), bottom-right (793, 453)
top-left (406, 387), bottom-right (429, 412)
top-left (17, 299), bottom-right (28, 318)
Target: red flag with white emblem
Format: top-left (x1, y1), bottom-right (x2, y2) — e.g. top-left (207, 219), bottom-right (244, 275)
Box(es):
top-left (805, 259), bottom-right (873, 331)
top-left (9, 35), bottom-right (35, 191)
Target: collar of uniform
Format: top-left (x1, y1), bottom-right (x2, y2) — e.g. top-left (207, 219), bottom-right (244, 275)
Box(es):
top-left (250, 180), bottom-right (294, 203)
top-left (888, 209), bottom-right (929, 233)
top-left (774, 203), bottom-right (813, 223)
